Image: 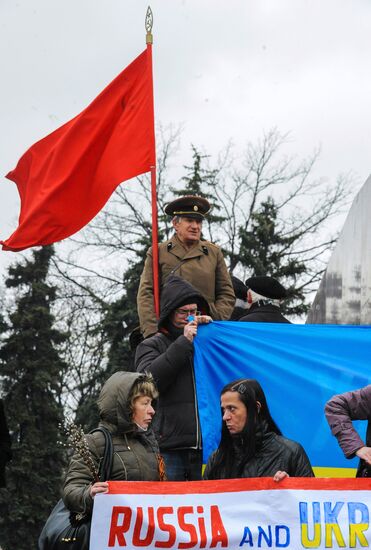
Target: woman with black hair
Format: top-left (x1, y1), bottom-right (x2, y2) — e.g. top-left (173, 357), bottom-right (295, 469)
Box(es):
top-left (203, 378), bottom-right (313, 481)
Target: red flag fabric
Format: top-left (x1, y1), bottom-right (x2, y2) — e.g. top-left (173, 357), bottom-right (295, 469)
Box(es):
top-left (1, 48), bottom-right (155, 251)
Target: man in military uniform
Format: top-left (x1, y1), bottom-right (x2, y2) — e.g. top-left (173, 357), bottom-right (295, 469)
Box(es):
top-left (239, 276), bottom-right (292, 323)
top-left (137, 195), bottom-right (235, 338)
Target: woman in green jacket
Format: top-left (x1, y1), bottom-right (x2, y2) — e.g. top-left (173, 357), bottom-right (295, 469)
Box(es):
top-left (62, 371), bottom-right (162, 515)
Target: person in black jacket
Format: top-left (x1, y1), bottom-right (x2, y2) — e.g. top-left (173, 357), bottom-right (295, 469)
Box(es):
top-left (204, 378), bottom-right (314, 481)
top-left (135, 275), bottom-right (212, 481)
top-left (0, 399), bottom-right (12, 488)
top-left (230, 276), bottom-right (249, 320)
top-left (239, 276), bottom-right (291, 323)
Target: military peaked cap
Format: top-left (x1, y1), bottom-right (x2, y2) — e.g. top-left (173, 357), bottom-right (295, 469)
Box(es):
top-left (164, 195), bottom-right (211, 220)
top-left (245, 276), bottom-right (287, 300)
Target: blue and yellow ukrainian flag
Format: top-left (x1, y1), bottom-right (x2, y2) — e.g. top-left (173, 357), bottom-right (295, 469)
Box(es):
top-left (194, 322), bottom-right (370, 477)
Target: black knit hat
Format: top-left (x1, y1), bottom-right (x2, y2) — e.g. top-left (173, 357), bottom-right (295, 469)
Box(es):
top-left (245, 276), bottom-right (287, 300)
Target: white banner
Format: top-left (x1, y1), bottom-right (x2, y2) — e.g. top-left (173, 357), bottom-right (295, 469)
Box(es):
top-left (90, 478), bottom-right (371, 550)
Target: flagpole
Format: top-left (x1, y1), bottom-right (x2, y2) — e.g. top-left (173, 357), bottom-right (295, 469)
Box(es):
top-left (146, 7), bottom-right (160, 320)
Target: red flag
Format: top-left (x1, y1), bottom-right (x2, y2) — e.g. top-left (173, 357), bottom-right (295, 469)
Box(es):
top-left (1, 48), bottom-right (155, 251)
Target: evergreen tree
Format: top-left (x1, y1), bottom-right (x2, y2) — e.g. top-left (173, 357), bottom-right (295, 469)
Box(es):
top-left (49, 130), bottom-right (350, 426)
top-left (0, 246), bottom-right (67, 550)
top-left (239, 198), bottom-right (307, 316)
top-left (75, 231), bottom-right (154, 431)
top-left (174, 145), bottom-right (226, 228)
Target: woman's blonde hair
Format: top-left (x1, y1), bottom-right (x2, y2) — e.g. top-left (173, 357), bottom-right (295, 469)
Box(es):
top-left (128, 374), bottom-right (158, 414)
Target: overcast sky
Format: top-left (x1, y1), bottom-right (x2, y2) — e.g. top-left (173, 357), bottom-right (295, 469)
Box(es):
top-left (1, 0), bottom-right (370, 276)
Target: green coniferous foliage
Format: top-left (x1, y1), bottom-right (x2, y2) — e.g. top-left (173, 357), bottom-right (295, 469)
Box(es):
top-left (173, 145), bottom-right (226, 227)
top-left (239, 198), bottom-right (307, 316)
top-left (75, 231), bottom-right (155, 431)
top-left (0, 311), bottom-right (6, 334)
top-left (103, 228), bottom-right (164, 377)
top-left (0, 246), bottom-right (67, 550)
top-left (102, 248), bottom-right (146, 374)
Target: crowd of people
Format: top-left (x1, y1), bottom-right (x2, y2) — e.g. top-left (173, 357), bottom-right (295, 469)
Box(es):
top-left (0, 194), bottom-right (369, 547)
top-left (56, 195), bottom-right (369, 504)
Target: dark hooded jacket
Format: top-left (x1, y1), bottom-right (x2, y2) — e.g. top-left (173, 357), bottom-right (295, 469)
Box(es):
top-left (239, 302), bottom-right (291, 323)
top-left (62, 372), bottom-right (160, 514)
top-left (0, 399), bottom-right (12, 488)
top-left (135, 275), bottom-right (209, 451)
top-left (204, 420), bottom-right (314, 480)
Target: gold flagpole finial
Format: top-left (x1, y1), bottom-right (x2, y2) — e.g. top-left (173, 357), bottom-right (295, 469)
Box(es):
top-left (145, 6), bottom-right (153, 44)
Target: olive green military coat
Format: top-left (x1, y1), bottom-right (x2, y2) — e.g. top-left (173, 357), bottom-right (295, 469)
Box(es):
top-left (137, 234), bottom-right (235, 337)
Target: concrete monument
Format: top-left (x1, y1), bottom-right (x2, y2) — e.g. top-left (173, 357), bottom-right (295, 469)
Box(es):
top-left (307, 175), bottom-right (371, 324)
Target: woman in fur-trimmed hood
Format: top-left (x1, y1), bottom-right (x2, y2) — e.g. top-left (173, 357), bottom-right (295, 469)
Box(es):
top-left (62, 371), bottom-right (162, 515)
